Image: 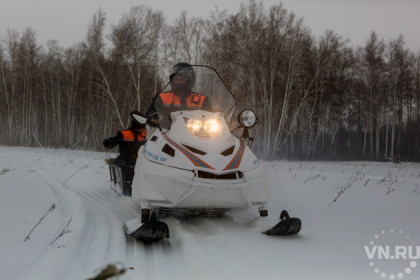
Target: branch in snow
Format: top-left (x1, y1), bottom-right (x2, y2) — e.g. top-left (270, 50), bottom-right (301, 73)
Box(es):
top-left (329, 183), bottom-right (352, 207)
top-left (386, 186), bottom-right (395, 196)
top-left (0, 168), bottom-right (11, 175)
top-left (87, 264), bottom-right (127, 280)
top-left (62, 165), bottom-right (88, 183)
top-left (24, 204), bottom-right (56, 242)
top-left (329, 173), bottom-right (360, 207)
top-left (377, 170), bottom-right (397, 195)
top-left (304, 174), bottom-right (321, 183)
top-left (50, 218), bottom-right (72, 245)
top-left (413, 184), bottom-right (420, 195)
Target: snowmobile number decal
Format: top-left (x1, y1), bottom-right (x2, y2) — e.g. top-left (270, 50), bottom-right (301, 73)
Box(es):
top-left (145, 149), bottom-right (167, 163)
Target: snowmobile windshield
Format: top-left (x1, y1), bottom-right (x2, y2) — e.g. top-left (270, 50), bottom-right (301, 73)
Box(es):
top-left (153, 65), bottom-right (236, 129)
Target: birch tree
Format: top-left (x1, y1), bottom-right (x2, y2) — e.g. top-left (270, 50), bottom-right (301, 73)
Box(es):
top-left (110, 6), bottom-right (164, 113)
top-left (362, 32), bottom-right (385, 159)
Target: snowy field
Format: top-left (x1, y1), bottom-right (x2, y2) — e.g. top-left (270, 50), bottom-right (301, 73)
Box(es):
top-left (0, 146), bottom-right (419, 280)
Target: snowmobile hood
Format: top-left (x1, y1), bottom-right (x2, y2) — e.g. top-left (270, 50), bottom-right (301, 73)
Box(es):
top-left (143, 110), bottom-right (259, 174)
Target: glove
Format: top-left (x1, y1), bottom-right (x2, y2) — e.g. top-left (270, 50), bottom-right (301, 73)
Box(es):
top-left (103, 138), bottom-right (114, 149)
top-left (147, 118), bottom-right (159, 128)
top-left (146, 111), bottom-right (159, 128)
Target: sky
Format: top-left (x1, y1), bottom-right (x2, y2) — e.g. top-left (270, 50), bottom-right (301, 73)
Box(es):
top-left (1, 0), bottom-right (420, 51)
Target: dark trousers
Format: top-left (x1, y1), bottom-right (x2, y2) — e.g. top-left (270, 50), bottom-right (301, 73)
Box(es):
top-left (113, 155), bottom-right (135, 184)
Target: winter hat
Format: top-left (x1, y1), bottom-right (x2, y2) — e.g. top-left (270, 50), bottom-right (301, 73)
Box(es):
top-left (130, 111), bottom-right (147, 130)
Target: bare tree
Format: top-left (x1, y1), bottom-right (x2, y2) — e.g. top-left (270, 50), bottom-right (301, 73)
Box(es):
top-left (0, 2), bottom-right (420, 160)
top-left (110, 6), bottom-right (164, 112)
top-left (361, 32), bottom-right (385, 159)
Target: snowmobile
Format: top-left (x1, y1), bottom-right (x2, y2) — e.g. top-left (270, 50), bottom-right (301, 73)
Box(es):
top-left (123, 65), bottom-right (301, 243)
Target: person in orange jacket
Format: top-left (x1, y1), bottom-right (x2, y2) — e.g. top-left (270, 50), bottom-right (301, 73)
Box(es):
top-left (103, 112), bottom-right (147, 196)
top-left (146, 62), bottom-right (212, 128)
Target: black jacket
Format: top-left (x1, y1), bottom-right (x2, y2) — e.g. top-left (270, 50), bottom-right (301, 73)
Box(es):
top-left (103, 128), bottom-right (146, 163)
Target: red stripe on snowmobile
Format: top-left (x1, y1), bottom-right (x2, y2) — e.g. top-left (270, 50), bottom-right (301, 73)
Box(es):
top-left (223, 139), bottom-right (245, 171)
top-left (162, 132), bottom-right (215, 170)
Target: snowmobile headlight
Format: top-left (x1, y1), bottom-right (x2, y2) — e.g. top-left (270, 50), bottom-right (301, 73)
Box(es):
top-left (238, 109), bottom-right (258, 128)
top-left (186, 119), bottom-right (203, 135)
top-left (203, 119), bottom-right (220, 135)
top-left (185, 118), bottom-right (220, 137)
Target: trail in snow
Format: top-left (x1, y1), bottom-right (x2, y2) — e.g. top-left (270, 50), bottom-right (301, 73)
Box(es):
top-left (0, 146), bottom-right (419, 280)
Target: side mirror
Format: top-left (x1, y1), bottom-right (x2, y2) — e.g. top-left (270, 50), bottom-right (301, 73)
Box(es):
top-left (130, 111), bottom-right (147, 124)
top-left (238, 109), bottom-right (258, 128)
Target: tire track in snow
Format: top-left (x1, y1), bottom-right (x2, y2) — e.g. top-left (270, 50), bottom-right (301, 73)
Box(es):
top-left (7, 149), bottom-right (128, 279)
top-left (123, 222), bottom-right (177, 279)
top-left (58, 175), bottom-right (135, 279)
top-left (125, 218), bottom-right (212, 280)
top-left (4, 151), bottom-right (90, 280)
top-left (2, 148), bottom-right (294, 280)
top-left (32, 165), bottom-right (99, 280)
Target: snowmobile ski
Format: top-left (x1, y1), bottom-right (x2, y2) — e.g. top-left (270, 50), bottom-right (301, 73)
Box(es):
top-left (124, 217), bottom-right (170, 244)
top-left (128, 221), bottom-right (170, 244)
top-left (264, 210), bottom-right (301, 235)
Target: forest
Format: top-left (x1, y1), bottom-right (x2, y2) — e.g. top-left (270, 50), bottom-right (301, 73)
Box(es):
top-left (1, 0), bottom-right (420, 161)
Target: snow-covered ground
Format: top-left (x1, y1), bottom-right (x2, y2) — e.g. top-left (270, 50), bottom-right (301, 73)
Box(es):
top-left (0, 146), bottom-right (419, 280)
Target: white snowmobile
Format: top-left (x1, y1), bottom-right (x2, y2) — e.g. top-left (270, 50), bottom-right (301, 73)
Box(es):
top-left (123, 65), bottom-right (301, 243)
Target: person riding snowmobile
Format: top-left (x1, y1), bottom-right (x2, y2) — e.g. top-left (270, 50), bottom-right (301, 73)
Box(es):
top-left (125, 65), bottom-right (301, 244)
top-left (146, 62), bottom-right (212, 128)
top-left (103, 112), bottom-right (147, 196)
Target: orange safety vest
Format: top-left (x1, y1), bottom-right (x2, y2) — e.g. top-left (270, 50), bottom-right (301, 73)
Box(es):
top-left (159, 92), bottom-right (206, 109)
top-left (121, 129), bottom-right (147, 142)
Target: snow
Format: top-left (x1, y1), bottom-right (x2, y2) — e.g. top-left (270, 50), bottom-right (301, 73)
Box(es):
top-left (0, 146), bottom-right (419, 280)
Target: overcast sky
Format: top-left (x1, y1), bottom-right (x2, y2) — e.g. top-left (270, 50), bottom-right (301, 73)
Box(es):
top-left (1, 0), bottom-right (420, 51)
